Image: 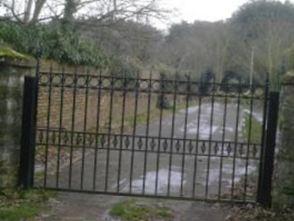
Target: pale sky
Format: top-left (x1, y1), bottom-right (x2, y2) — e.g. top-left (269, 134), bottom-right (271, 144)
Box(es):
top-left (154, 0), bottom-right (292, 30)
top-left (0, 0), bottom-right (292, 30)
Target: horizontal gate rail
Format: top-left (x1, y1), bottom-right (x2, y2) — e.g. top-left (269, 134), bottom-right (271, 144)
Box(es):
top-left (36, 130), bottom-right (262, 160)
top-left (42, 187), bottom-right (256, 205)
top-left (37, 72), bottom-right (266, 99)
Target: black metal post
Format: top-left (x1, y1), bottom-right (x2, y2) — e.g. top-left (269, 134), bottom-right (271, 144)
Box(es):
top-left (18, 76), bottom-right (38, 189)
top-left (257, 91), bottom-right (280, 207)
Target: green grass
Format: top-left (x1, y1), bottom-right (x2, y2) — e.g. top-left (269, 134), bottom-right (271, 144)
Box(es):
top-left (0, 189), bottom-right (55, 221)
top-left (110, 200), bottom-right (173, 221)
top-left (0, 203), bottom-right (39, 221)
top-left (242, 112), bottom-right (262, 144)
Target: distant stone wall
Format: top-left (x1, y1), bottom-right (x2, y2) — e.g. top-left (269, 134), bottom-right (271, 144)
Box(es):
top-left (274, 70), bottom-right (294, 207)
top-left (36, 87), bottom-right (156, 133)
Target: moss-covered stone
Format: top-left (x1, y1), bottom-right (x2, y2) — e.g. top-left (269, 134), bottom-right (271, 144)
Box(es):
top-left (283, 70), bottom-right (294, 84)
top-left (273, 71), bottom-right (294, 208)
top-left (0, 67), bottom-right (25, 188)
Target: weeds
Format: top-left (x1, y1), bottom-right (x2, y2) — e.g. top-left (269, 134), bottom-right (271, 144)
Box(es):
top-left (0, 188), bottom-right (55, 221)
top-left (110, 200), bottom-right (173, 221)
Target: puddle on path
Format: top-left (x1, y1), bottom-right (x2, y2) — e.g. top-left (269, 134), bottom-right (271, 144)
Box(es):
top-left (178, 102), bottom-right (243, 140)
top-left (115, 166), bottom-right (185, 194)
top-left (114, 159), bottom-right (256, 195)
top-left (203, 161), bottom-right (257, 186)
top-left (182, 123), bottom-right (219, 139)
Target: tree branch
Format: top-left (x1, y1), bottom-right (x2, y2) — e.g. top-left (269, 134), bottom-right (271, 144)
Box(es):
top-left (2, 0), bottom-right (23, 23)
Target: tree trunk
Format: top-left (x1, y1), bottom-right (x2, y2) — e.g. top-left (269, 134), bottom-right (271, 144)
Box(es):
top-left (23, 0), bottom-right (33, 24)
top-left (63, 0), bottom-right (80, 24)
top-left (30, 0), bottom-right (47, 25)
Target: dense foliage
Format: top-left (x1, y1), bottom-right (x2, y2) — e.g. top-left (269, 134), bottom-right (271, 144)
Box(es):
top-left (0, 21), bottom-right (107, 67)
top-left (1, 0), bottom-right (294, 85)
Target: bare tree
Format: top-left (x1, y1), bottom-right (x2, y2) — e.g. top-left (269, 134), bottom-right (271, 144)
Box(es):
top-left (0, 0), bottom-right (62, 25)
top-left (0, 0), bottom-right (167, 26)
top-left (161, 21), bottom-right (230, 79)
top-left (230, 0), bottom-right (294, 87)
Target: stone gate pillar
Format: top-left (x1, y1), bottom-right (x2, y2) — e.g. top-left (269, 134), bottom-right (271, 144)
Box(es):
top-left (0, 66), bottom-right (33, 188)
top-left (273, 71), bottom-right (294, 207)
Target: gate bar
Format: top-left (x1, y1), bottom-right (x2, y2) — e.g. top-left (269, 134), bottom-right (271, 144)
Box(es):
top-left (18, 76), bottom-right (38, 189)
top-left (257, 91), bottom-right (280, 207)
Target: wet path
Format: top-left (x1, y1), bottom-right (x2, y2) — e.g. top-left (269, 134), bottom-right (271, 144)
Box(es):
top-left (37, 100), bottom-right (264, 221)
top-left (43, 100), bottom-right (263, 202)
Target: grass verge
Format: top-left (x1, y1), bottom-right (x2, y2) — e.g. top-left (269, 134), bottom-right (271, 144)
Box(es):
top-left (242, 113), bottom-right (262, 144)
top-left (109, 200), bottom-right (173, 221)
top-left (0, 188), bottom-right (55, 221)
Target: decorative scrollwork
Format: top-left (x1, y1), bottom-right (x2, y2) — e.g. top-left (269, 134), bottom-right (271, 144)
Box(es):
top-left (52, 131), bottom-right (57, 144)
top-left (38, 72), bottom-right (266, 99)
top-left (201, 142), bottom-right (206, 154)
top-left (239, 144), bottom-right (244, 155)
top-left (100, 135), bottom-right (105, 147)
top-left (227, 143), bottom-right (232, 155)
top-left (113, 135), bottom-right (118, 148)
top-left (252, 144), bottom-right (258, 157)
top-left (124, 137), bottom-right (130, 149)
top-left (137, 137), bottom-right (143, 149)
top-left (76, 133), bottom-right (83, 145)
top-left (36, 129), bottom-right (261, 160)
top-left (63, 131), bottom-right (69, 144)
top-left (38, 130), bottom-right (44, 143)
top-left (150, 138), bottom-right (156, 150)
top-left (188, 141), bottom-right (194, 153)
top-left (214, 143), bottom-right (219, 154)
top-left (175, 140), bottom-right (181, 152)
top-left (163, 139), bottom-right (168, 152)
top-left (88, 134), bottom-right (95, 146)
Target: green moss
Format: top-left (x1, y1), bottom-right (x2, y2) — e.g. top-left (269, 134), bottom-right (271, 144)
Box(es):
top-left (283, 71), bottom-right (294, 84)
top-left (0, 85), bottom-right (9, 100)
top-left (0, 46), bottom-right (28, 60)
top-left (0, 160), bottom-right (7, 174)
top-left (282, 186), bottom-right (294, 196)
top-left (110, 200), bottom-right (173, 221)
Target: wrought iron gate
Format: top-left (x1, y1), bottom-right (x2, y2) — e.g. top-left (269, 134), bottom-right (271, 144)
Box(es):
top-left (19, 69), bottom-right (279, 207)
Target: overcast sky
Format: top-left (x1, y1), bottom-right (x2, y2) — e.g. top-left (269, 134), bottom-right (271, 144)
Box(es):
top-left (154, 0), bottom-right (292, 30)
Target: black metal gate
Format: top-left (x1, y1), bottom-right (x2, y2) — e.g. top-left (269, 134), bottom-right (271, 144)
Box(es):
top-left (19, 69), bottom-right (279, 207)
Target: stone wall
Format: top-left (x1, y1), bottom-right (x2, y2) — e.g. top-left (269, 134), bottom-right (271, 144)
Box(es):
top-left (274, 70), bottom-right (294, 207)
